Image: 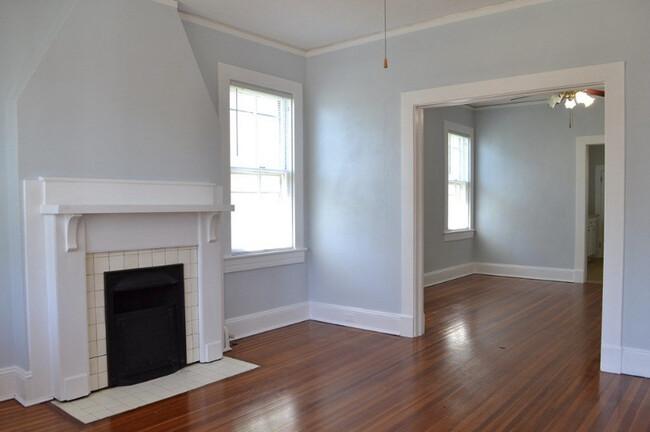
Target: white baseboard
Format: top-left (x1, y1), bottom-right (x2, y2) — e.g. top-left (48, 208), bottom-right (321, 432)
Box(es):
top-left (622, 347), bottom-right (650, 378)
top-left (573, 269), bottom-right (585, 283)
top-left (601, 344), bottom-right (623, 374)
top-left (0, 366), bottom-right (38, 405)
top-left (225, 302), bottom-right (310, 341)
top-left (0, 367), bottom-right (15, 402)
top-left (424, 262), bottom-right (577, 286)
top-left (473, 262), bottom-right (575, 282)
top-left (309, 301), bottom-right (403, 335)
top-left (424, 263), bottom-right (475, 286)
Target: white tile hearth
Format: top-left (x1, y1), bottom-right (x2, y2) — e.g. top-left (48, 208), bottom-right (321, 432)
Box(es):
top-left (52, 357), bottom-right (258, 424)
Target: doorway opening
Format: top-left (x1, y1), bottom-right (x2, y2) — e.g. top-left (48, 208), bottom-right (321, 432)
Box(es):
top-left (400, 63), bottom-right (625, 374)
top-left (575, 136), bottom-right (606, 284)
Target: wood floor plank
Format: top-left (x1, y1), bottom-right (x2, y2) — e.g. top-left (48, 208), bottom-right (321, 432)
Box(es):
top-left (1, 275), bottom-right (648, 431)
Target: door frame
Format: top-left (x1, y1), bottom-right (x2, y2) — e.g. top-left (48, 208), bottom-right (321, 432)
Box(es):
top-left (575, 136), bottom-right (605, 283)
top-left (400, 62), bottom-right (625, 374)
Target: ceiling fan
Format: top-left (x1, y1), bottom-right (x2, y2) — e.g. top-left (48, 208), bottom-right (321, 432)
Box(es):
top-left (547, 88), bottom-right (605, 109)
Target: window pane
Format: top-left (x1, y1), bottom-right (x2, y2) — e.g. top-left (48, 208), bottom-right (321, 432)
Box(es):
top-left (257, 95), bottom-right (279, 117)
top-left (231, 172), bottom-right (257, 193)
top-left (257, 115), bottom-right (281, 169)
top-left (448, 132), bottom-right (470, 182)
top-left (231, 190), bottom-right (293, 252)
top-left (231, 111), bottom-right (257, 168)
top-left (260, 173), bottom-right (283, 193)
top-left (448, 182), bottom-right (470, 230)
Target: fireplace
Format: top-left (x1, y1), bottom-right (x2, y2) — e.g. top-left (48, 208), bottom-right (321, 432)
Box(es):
top-left (104, 264), bottom-right (186, 387)
top-left (22, 177), bottom-right (232, 402)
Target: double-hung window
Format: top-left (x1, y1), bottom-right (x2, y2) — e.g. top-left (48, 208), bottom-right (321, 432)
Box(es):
top-left (219, 64), bottom-right (305, 272)
top-left (444, 121), bottom-right (474, 241)
top-left (229, 85), bottom-right (293, 252)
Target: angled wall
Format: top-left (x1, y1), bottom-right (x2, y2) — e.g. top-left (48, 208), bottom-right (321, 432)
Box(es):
top-left (0, 0), bottom-right (78, 370)
top-left (9, 0), bottom-right (220, 375)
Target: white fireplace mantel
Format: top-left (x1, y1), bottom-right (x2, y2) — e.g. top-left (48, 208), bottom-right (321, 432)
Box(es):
top-left (22, 177), bottom-right (232, 403)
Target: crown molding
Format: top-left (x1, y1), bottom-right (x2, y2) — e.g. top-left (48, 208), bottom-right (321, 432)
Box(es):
top-left (307, 0), bottom-right (553, 57)
top-left (470, 99), bottom-right (549, 110)
top-left (178, 0), bottom-right (553, 59)
top-left (179, 12), bottom-right (307, 57)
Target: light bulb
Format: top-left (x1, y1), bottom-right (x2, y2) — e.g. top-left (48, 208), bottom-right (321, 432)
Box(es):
top-left (576, 91), bottom-right (595, 107)
top-left (565, 98), bottom-right (577, 109)
top-left (548, 94), bottom-right (563, 108)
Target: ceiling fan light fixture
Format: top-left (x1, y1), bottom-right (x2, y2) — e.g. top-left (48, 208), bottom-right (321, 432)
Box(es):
top-left (564, 98), bottom-right (577, 109)
top-left (575, 91), bottom-right (595, 107)
top-left (548, 94), bottom-right (563, 108)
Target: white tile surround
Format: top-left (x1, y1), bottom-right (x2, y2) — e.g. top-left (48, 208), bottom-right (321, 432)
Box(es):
top-left (53, 357), bottom-right (258, 424)
top-left (86, 246), bottom-right (200, 392)
top-left (21, 178), bottom-right (232, 404)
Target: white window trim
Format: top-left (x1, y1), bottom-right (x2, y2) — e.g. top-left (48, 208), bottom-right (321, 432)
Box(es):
top-left (218, 63), bottom-right (305, 272)
top-left (443, 120), bottom-right (475, 241)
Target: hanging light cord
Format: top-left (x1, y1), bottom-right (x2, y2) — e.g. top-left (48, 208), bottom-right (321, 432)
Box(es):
top-left (383, 0), bottom-right (388, 68)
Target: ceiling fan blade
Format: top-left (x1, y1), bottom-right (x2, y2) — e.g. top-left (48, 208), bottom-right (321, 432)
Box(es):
top-left (584, 88), bottom-right (605, 97)
top-left (510, 95), bottom-right (529, 101)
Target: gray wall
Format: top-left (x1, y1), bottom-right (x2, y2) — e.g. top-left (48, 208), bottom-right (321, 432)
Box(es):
top-left (0, 0), bottom-right (77, 369)
top-left (473, 102), bottom-right (604, 268)
top-left (423, 106), bottom-right (475, 273)
top-left (423, 102), bottom-right (604, 274)
top-left (181, 19), bottom-right (309, 319)
top-left (306, 0), bottom-right (650, 351)
top-left (589, 145), bottom-right (605, 215)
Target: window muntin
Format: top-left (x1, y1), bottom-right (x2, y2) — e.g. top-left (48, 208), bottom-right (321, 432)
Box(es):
top-left (229, 85), bottom-right (294, 253)
top-left (444, 121), bottom-right (474, 234)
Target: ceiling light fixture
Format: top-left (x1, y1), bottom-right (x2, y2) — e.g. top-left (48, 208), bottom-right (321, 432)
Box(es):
top-left (547, 89), bottom-right (601, 109)
top-left (547, 89), bottom-right (603, 128)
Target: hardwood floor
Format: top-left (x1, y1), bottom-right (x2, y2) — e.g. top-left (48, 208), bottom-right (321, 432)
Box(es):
top-left (1, 275), bottom-right (649, 431)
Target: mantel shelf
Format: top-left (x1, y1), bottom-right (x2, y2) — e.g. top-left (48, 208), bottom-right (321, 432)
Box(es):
top-left (40, 204), bottom-right (234, 215)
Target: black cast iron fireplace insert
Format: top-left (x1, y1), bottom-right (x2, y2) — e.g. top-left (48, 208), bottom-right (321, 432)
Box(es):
top-left (104, 264), bottom-right (186, 387)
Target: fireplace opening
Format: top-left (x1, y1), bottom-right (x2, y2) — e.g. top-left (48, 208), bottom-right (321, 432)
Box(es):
top-left (104, 264), bottom-right (186, 387)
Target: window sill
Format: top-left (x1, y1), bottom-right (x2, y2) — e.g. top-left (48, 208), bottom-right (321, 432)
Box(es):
top-left (224, 248), bottom-right (307, 273)
top-left (443, 230), bottom-right (475, 242)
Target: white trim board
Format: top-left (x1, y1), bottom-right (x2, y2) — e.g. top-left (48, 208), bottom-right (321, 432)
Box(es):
top-left (225, 301), bottom-right (408, 341)
top-left (0, 367), bottom-right (42, 406)
top-left (424, 263), bottom-right (475, 286)
top-left (179, 0), bottom-right (552, 58)
top-left (224, 248), bottom-right (306, 273)
top-left (622, 348), bottom-right (650, 379)
top-left (180, 12), bottom-right (306, 57)
top-left (424, 263), bottom-right (576, 287)
top-left (473, 263), bottom-right (575, 282)
top-left (0, 367), bottom-right (16, 402)
top-left (401, 62), bottom-right (626, 376)
top-left (309, 302), bottom-right (403, 336)
top-left (225, 302), bottom-right (310, 341)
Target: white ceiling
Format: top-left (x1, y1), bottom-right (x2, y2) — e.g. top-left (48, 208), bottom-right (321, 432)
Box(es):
top-left (177, 0), bottom-right (524, 52)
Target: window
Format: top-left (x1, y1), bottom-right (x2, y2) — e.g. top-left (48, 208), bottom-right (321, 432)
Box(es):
top-left (444, 121), bottom-right (474, 241)
top-left (218, 64), bottom-right (305, 272)
top-left (229, 85), bottom-right (293, 252)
